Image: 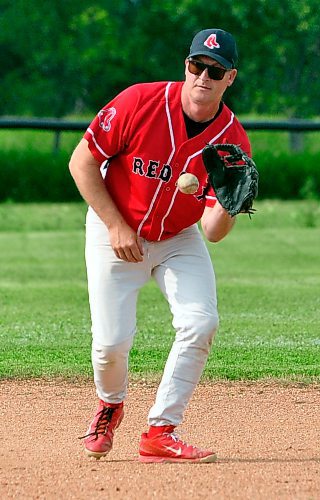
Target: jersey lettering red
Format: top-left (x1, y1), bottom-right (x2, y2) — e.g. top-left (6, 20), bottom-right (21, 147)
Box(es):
top-left (132, 157), bottom-right (172, 182)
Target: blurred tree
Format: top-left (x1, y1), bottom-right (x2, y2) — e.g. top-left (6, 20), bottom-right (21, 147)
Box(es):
top-left (229, 0), bottom-right (320, 117)
top-left (0, 0), bottom-right (89, 116)
top-left (0, 0), bottom-right (318, 117)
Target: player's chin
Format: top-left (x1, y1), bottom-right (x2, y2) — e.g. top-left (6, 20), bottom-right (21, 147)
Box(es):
top-left (192, 87), bottom-right (213, 102)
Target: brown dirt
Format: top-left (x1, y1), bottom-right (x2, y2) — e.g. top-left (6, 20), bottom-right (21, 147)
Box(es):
top-left (0, 379), bottom-right (319, 500)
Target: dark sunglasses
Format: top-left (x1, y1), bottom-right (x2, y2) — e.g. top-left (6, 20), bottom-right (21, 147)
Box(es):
top-left (187, 58), bottom-right (228, 81)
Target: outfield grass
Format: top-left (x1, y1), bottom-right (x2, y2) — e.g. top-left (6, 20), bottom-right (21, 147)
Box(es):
top-left (1, 126), bottom-right (320, 155)
top-left (0, 201), bottom-right (319, 381)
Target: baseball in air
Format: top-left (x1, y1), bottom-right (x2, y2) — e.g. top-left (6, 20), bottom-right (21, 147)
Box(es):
top-left (177, 173), bottom-right (199, 194)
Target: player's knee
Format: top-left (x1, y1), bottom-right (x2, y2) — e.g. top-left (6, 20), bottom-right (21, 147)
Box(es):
top-left (197, 313), bottom-right (219, 344)
top-left (92, 338), bottom-right (132, 366)
top-left (176, 312), bottom-right (219, 347)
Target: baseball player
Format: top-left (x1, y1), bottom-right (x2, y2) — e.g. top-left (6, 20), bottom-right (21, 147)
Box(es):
top-left (69, 28), bottom-right (251, 463)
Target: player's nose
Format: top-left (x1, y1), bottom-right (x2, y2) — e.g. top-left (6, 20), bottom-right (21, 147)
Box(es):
top-left (198, 68), bottom-right (210, 80)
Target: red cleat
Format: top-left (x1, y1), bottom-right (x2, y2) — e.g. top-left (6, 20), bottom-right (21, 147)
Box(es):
top-left (139, 425), bottom-right (217, 463)
top-left (80, 401), bottom-right (124, 459)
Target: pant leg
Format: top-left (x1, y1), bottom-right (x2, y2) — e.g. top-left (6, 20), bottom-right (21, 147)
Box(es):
top-left (91, 339), bottom-right (133, 403)
top-left (148, 225), bottom-right (218, 426)
top-left (85, 208), bottom-right (150, 402)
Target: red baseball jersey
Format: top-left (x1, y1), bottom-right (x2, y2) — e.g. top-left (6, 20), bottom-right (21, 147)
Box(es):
top-left (84, 81), bottom-right (251, 241)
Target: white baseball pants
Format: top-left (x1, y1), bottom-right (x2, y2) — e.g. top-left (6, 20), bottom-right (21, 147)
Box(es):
top-left (85, 207), bottom-right (219, 426)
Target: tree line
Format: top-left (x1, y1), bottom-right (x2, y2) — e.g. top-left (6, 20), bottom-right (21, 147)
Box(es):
top-left (1, 0), bottom-right (318, 118)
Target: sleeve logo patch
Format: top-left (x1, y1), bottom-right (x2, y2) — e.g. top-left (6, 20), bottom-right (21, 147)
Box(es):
top-left (204, 34), bottom-right (220, 49)
top-left (98, 107), bottom-right (116, 132)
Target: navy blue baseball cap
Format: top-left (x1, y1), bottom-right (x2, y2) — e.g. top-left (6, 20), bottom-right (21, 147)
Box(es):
top-left (188, 29), bottom-right (238, 69)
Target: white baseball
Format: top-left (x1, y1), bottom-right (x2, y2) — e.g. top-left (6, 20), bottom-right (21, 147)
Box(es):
top-left (177, 173), bottom-right (199, 194)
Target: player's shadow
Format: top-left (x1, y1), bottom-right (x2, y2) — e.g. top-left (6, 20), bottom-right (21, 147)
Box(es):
top-left (91, 457), bottom-right (320, 464)
top-left (218, 457), bottom-right (320, 464)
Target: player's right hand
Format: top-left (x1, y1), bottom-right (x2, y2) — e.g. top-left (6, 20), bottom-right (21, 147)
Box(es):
top-left (108, 223), bottom-right (144, 263)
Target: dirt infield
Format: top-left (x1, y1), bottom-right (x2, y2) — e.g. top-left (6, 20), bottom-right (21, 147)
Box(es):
top-left (0, 379), bottom-right (319, 499)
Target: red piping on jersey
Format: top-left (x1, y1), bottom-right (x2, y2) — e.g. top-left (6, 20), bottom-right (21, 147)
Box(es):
top-left (157, 110), bottom-right (235, 240)
top-left (136, 82), bottom-right (176, 238)
top-left (87, 127), bottom-right (111, 159)
top-left (165, 82), bottom-right (176, 165)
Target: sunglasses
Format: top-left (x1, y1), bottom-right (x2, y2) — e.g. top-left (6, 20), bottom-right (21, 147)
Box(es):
top-left (187, 58), bottom-right (228, 81)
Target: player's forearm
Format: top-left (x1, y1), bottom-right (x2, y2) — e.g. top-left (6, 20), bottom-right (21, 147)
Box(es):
top-left (69, 139), bottom-right (126, 230)
top-left (201, 203), bottom-right (236, 242)
top-left (74, 170), bottom-right (125, 231)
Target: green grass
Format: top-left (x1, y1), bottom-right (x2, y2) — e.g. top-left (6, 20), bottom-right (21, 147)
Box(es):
top-left (0, 201), bottom-right (319, 382)
top-left (0, 129), bottom-right (83, 154)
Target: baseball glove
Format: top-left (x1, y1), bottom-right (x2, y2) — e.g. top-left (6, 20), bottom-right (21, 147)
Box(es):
top-left (202, 143), bottom-right (259, 217)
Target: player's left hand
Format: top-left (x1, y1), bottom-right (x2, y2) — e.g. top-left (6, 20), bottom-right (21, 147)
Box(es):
top-left (202, 143), bottom-right (259, 217)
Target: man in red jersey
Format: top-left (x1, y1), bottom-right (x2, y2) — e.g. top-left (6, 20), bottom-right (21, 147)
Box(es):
top-left (70, 28), bottom-right (251, 463)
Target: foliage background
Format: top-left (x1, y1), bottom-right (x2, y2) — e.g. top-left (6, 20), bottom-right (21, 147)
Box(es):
top-left (1, 0), bottom-right (319, 118)
top-left (1, 128), bottom-right (320, 202)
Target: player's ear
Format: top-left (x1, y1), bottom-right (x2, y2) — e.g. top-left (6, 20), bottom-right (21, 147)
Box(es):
top-left (184, 58), bottom-right (190, 76)
top-left (227, 69), bottom-right (237, 87)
